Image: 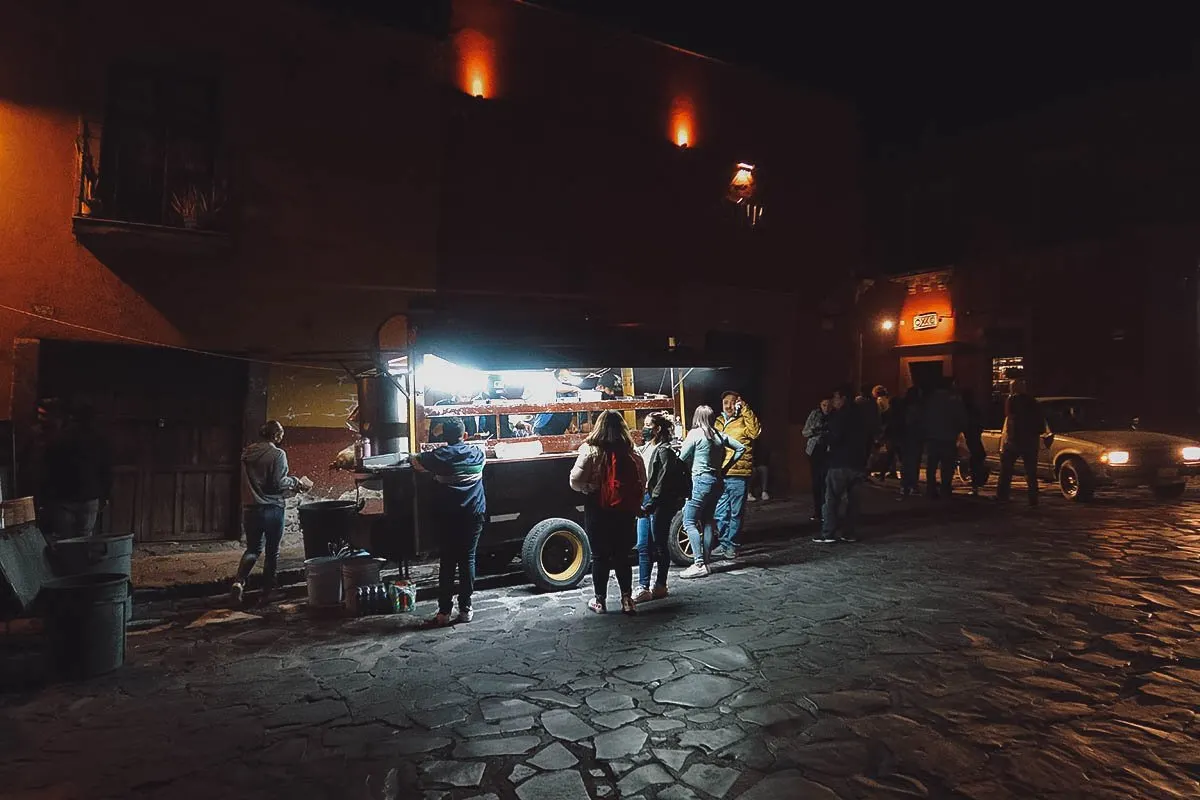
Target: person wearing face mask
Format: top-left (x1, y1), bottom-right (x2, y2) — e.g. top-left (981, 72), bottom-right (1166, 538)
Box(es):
top-left (631, 413), bottom-right (689, 603)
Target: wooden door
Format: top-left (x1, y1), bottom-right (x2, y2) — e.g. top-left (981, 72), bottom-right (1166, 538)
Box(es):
top-left (37, 341), bottom-right (245, 542)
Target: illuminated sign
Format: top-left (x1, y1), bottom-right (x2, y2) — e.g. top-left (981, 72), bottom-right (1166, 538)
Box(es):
top-left (912, 312), bottom-right (940, 331)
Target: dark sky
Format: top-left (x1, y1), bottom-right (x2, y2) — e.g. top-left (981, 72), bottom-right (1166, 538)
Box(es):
top-left (532, 1), bottom-right (1199, 156)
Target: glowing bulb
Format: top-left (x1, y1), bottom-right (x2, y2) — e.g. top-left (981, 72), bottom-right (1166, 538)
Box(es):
top-left (880, 319), bottom-right (896, 331)
top-left (675, 126), bottom-right (690, 148)
top-left (471, 76), bottom-right (484, 98)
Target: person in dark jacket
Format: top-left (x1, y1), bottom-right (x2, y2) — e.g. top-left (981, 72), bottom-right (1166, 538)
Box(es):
top-left (899, 386), bottom-right (925, 498)
top-left (815, 385), bottom-right (869, 543)
top-left (960, 388), bottom-right (988, 495)
top-left (996, 380), bottom-right (1048, 506)
top-left (232, 420), bottom-right (312, 606)
top-left (413, 417), bottom-right (488, 626)
top-left (921, 378), bottom-right (967, 498)
top-left (39, 404), bottom-right (113, 540)
top-left (802, 398), bottom-right (831, 522)
top-left (631, 412), bottom-right (688, 603)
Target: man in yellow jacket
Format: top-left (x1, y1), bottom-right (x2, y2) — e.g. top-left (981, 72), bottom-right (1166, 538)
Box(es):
top-left (713, 391), bottom-right (762, 559)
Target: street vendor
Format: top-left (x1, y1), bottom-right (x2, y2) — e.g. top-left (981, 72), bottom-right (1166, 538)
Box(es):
top-left (411, 418), bottom-right (487, 627)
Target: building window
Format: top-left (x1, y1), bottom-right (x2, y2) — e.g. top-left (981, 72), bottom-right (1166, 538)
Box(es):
top-left (992, 356), bottom-right (1024, 400)
top-left (92, 66), bottom-right (223, 229)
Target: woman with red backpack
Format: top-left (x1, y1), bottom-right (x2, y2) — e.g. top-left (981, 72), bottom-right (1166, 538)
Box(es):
top-left (570, 409), bottom-right (647, 614)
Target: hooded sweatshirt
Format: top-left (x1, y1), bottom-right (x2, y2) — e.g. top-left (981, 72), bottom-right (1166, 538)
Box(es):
top-left (241, 441), bottom-right (300, 507)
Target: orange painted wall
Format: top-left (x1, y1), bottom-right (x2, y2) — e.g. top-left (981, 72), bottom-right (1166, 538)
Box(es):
top-left (895, 286), bottom-right (956, 347)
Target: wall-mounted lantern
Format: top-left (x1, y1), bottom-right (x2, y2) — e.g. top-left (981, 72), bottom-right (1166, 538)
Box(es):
top-left (456, 29), bottom-right (495, 99)
top-left (670, 97), bottom-right (694, 148)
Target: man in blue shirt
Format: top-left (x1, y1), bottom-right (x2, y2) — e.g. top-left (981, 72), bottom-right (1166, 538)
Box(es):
top-left (412, 418), bottom-right (487, 626)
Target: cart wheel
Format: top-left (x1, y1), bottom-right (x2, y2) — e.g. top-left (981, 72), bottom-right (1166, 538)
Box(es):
top-left (522, 518), bottom-right (591, 592)
top-left (667, 508), bottom-right (694, 567)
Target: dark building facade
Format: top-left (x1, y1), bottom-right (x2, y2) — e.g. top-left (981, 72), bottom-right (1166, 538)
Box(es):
top-left (0, 0), bottom-right (863, 538)
top-left (863, 76), bottom-right (1200, 428)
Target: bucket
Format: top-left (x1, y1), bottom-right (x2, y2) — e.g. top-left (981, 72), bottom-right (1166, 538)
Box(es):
top-left (40, 573), bottom-right (129, 679)
top-left (298, 500), bottom-right (362, 560)
top-left (52, 534), bottom-right (135, 619)
top-left (341, 556), bottom-right (384, 614)
top-left (305, 556), bottom-right (343, 608)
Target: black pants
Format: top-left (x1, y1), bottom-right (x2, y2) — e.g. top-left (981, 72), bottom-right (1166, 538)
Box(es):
top-left (997, 446), bottom-right (1040, 505)
top-left (966, 434), bottom-right (986, 489)
top-left (925, 439), bottom-right (957, 496)
top-left (584, 498), bottom-right (635, 601)
top-left (236, 504), bottom-right (285, 588)
top-left (809, 450), bottom-right (828, 519)
top-left (437, 514), bottom-right (485, 615)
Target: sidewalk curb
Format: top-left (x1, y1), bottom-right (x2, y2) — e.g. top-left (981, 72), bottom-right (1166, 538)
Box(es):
top-left (131, 488), bottom-right (963, 604)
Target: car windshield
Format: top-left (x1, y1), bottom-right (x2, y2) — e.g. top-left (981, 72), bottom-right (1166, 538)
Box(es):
top-left (1042, 399), bottom-right (1127, 433)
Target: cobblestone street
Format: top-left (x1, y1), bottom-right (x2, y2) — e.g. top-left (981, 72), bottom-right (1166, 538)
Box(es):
top-left (3, 488), bottom-right (1199, 799)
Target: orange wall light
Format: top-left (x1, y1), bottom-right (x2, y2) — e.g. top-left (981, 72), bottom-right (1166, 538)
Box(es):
top-left (670, 97), bottom-right (694, 148)
top-left (455, 29), bottom-right (495, 99)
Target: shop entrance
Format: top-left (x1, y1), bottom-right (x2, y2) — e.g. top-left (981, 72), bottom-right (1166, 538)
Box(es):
top-left (903, 357), bottom-right (948, 391)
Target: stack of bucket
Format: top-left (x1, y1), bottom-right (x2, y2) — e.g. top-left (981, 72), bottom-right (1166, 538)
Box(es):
top-left (303, 554), bottom-right (386, 615)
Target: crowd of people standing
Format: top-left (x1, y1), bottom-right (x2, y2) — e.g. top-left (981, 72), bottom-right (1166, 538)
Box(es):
top-left (802, 376), bottom-right (1049, 542)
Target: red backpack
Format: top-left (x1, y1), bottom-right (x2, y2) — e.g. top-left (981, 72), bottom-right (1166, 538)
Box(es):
top-left (599, 449), bottom-right (643, 513)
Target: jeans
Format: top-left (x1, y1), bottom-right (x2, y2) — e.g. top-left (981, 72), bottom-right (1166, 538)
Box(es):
top-left (925, 439), bottom-right (957, 496)
top-left (45, 499), bottom-right (101, 539)
top-left (997, 445), bottom-right (1040, 505)
top-left (715, 476), bottom-right (748, 552)
top-left (683, 472), bottom-right (722, 567)
top-left (236, 504), bottom-right (285, 588)
top-left (821, 467), bottom-right (863, 538)
top-left (637, 492), bottom-right (681, 588)
top-left (901, 435), bottom-right (924, 494)
top-left (584, 497), bottom-right (635, 601)
top-left (808, 450), bottom-right (828, 519)
top-left (437, 514), bottom-right (485, 615)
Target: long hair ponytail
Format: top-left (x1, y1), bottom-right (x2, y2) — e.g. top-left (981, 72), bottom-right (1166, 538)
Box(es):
top-left (692, 405), bottom-right (717, 441)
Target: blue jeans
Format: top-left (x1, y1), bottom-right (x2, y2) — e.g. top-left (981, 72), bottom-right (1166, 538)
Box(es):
top-left (637, 492), bottom-right (681, 588)
top-left (683, 473), bottom-right (722, 567)
top-left (715, 476), bottom-right (748, 552)
top-left (821, 468), bottom-right (863, 538)
top-left (438, 515), bottom-right (485, 615)
top-left (236, 504), bottom-right (286, 587)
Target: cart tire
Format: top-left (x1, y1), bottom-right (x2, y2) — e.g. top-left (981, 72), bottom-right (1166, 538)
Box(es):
top-left (667, 508), bottom-right (694, 567)
top-left (522, 518), bottom-right (591, 592)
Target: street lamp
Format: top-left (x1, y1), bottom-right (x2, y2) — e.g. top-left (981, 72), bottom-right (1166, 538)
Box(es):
top-left (880, 318), bottom-right (896, 332)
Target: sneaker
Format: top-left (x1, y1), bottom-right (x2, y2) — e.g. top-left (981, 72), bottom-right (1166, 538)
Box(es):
top-left (812, 535), bottom-right (837, 544)
top-left (455, 607), bottom-right (474, 623)
top-left (620, 595), bottom-right (637, 615)
top-left (630, 586), bottom-right (653, 603)
top-left (747, 495), bottom-right (757, 502)
top-left (229, 581), bottom-right (244, 606)
top-left (680, 563), bottom-right (710, 579)
top-left (761, 492), bottom-right (770, 501)
top-left (651, 585), bottom-right (669, 600)
top-left (588, 597), bottom-right (606, 614)
top-left (429, 612), bottom-right (453, 628)
top-left (836, 535), bottom-right (858, 543)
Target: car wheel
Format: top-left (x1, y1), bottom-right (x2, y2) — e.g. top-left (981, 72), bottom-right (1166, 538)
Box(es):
top-left (521, 518), bottom-right (591, 592)
top-left (667, 508), bottom-right (694, 566)
top-left (1058, 457), bottom-right (1094, 502)
top-left (1152, 483), bottom-right (1187, 501)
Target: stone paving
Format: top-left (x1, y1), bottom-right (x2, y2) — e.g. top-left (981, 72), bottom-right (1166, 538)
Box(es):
top-left (3, 488), bottom-right (1200, 799)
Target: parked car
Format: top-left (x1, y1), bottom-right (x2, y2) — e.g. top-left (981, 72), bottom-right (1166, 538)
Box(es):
top-left (981, 396), bottom-right (1200, 501)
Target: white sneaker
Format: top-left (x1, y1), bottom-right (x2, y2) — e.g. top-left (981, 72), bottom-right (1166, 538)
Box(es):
top-left (631, 586), bottom-right (653, 603)
top-left (747, 495), bottom-right (757, 502)
top-left (455, 608), bottom-right (474, 623)
top-left (680, 563), bottom-right (710, 579)
top-left (762, 492), bottom-right (770, 501)
top-left (229, 581), bottom-right (244, 606)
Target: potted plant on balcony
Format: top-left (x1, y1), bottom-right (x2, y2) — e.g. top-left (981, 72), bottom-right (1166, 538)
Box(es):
top-left (170, 184), bottom-right (225, 230)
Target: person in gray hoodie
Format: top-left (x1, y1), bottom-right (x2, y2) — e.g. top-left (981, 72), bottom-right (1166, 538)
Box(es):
top-left (231, 420), bottom-right (312, 605)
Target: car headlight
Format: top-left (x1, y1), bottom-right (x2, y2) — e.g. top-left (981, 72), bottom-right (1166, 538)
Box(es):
top-left (1101, 450), bottom-right (1131, 465)
top-left (1182, 446), bottom-right (1200, 462)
